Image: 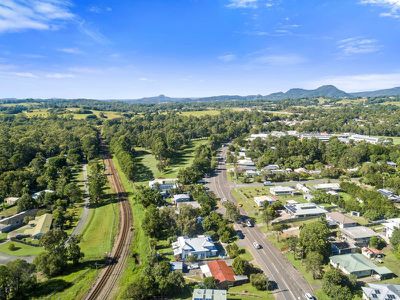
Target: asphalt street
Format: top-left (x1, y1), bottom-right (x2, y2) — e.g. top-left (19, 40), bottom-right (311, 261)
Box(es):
top-left (208, 147), bottom-right (314, 300)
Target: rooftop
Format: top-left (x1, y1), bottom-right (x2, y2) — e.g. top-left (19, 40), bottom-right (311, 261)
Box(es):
top-left (341, 226), bottom-right (377, 239)
top-left (285, 202), bottom-right (327, 216)
top-left (326, 212), bottom-right (357, 225)
top-left (330, 253), bottom-right (393, 275)
top-left (192, 289), bottom-right (227, 300)
top-left (24, 213), bottom-right (53, 237)
top-left (362, 283), bottom-right (400, 300)
top-left (270, 186), bottom-right (295, 193)
top-left (207, 260), bottom-right (235, 283)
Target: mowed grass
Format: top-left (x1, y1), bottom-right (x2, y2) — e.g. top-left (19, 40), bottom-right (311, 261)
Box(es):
top-left (135, 139), bottom-right (209, 182)
top-left (179, 110), bottom-right (221, 117)
top-left (112, 157), bottom-right (152, 299)
top-left (0, 241), bottom-right (43, 256)
top-left (24, 108), bottom-right (122, 120)
top-left (228, 283), bottom-right (274, 300)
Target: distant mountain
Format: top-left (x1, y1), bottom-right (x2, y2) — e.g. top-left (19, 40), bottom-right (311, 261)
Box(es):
top-left (351, 87), bottom-right (400, 97)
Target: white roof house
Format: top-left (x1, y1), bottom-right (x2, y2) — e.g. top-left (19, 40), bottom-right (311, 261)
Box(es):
top-left (341, 226), bottom-right (378, 247)
top-left (326, 212), bottom-right (358, 228)
top-left (362, 283), bottom-right (400, 300)
top-left (32, 189), bottom-right (54, 200)
top-left (296, 183), bottom-right (310, 194)
top-left (172, 235), bottom-right (218, 260)
top-left (192, 289), bottom-right (227, 300)
top-left (4, 197), bottom-right (19, 206)
top-left (237, 159), bottom-right (255, 166)
top-left (173, 194), bottom-right (191, 203)
top-left (383, 218), bottom-right (400, 239)
top-left (264, 164), bottom-right (280, 171)
top-left (149, 178), bottom-right (178, 193)
top-left (313, 183), bottom-right (341, 191)
top-left (254, 196), bottom-right (276, 207)
top-left (270, 186), bottom-right (295, 196)
top-left (284, 203), bottom-right (327, 218)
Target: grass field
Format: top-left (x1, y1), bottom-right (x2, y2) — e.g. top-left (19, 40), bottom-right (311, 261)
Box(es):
top-left (179, 110), bottom-right (221, 117)
top-left (24, 108), bottom-right (122, 120)
top-left (0, 205), bottom-right (18, 218)
top-left (135, 139), bottom-right (209, 182)
top-left (0, 241), bottom-right (43, 256)
top-left (228, 283), bottom-right (274, 300)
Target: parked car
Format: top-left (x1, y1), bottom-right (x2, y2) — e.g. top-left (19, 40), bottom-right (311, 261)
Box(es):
top-left (263, 181), bottom-right (273, 186)
top-left (236, 230), bottom-right (245, 239)
top-left (188, 263), bottom-right (199, 270)
top-left (253, 241), bottom-right (261, 249)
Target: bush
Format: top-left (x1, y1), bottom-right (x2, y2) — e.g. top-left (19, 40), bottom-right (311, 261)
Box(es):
top-left (8, 243), bottom-right (17, 251)
top-left (250, 273), bottom-right (268, 291)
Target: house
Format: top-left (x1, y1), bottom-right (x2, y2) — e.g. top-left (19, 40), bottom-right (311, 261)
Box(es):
top-left (24, 213), bottom-right (53, 239)
top-left (176, 201), bottom-right (201, 210)
top-left (170, 261), bottom-right (184, 272)
top-left (303, 194), bottom-right (314, 201)
top-left (340, 226), bottom-right (378, 247)
top-left (4, 197), bottom-right (19, 206)
top-left (173, 194), bottom-right (191, 203)
top-left (313, 183), bottom-right (341, 192)
top-left (172, 235), bottom-right (217, 260)
top-left (284, 203), bottom-right (327, 218)
top-left (387, 161), bottom-right (398, 168)
top-left (192, 289), bottom-right (227, 300)
top-left (264, 164), bottom-right (280, 171)
top-left (200, 260), bottom-right (248, 289)
top-left (362, 247), bottom-right (385, 259)
top-left (377, 189), bottom-right (400, 202)
top-left (331, 240), bottom-right (358, 255)
top-left (237, 159), bottom-right (255, 167)
top-left (330, 253), bottom-right (394, 279)
top-left (32, 189), bottom-right (54, 200)
top-left (0, 209), bottom-right (38, 233)
top-left (383, 218), bottom-right (400, 239)
top-left (270, 186), bottom-right (295, 196)
top-left (362, 283), bottom-right (400, 300)
top-left (296, 183), bottom-right (310, 194)
top-left (326, 212), bottom-right (358, 228)
top-left (149, 179), bottom-right (178, 195)
top-left (245, 170), bottom-right (259, 177)
top-left (254, 196), bottom-right (276, 207)
top-left (349, 134), bottom-right (380, 145)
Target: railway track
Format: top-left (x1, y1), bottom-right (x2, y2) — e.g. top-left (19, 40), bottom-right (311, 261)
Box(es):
top-left (85, 158), bottom-right (133, 300)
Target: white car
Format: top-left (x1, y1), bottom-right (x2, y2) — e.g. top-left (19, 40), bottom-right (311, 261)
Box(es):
top-left (304, 293), bottom-right (316, 300)
top-left (253, 241), bottom-right (261, 249)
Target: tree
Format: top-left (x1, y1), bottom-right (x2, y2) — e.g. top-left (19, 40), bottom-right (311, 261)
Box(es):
top-left (203, 277), bottom-right (218, 289)
top-left (369, 236), bottom-right (386, 250)
top-left (261, 203), bottom-right (277, 228)
top-left (232, 257), bottom-right (253, 275)
top-left (6, 259), bottom-right (36, 298)
top-left (136, 186), bottom-right (164, 208)
top-left (271, 223), bottom-right (287, 242)
top-left (67, 235), bottom-right (84, 265)
top-left (226, 243), bottom-right (240, 258)
top-left (88, 162), bottom-right (107, 205)
top-left (390, 228), bottom-right (400, 250)
top-left (304, 251), bottom-right (324, 279)
top-left (223, 202), bottom-right (240, 223)
top-left (299, 220), bottom-right (330, 258)
top-left (17, 193), bottom-right (36, 212)
top-left (322, 268), bottom-right (354, 300)
top-left (250, 273), bottom-right (268, 291)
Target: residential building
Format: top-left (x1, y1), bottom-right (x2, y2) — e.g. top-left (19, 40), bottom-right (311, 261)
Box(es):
top-left (296, 183), bottom-right (310, 194)
top-left (264, 164), bottom-right (280, 171)
top-left (192, 289), bottom-right (227, 300)
top-left (173, 194), bottom-right (191, 203)
top-left (340, 226), bottom-right (378, 247)
top-left (331, 240), bottom-right (358, 255)
top-left (237, 159), bottom-right (255, 167)
top-left (32, 189), bottom-right (54, 200)
top-left (200, 260), bottom-right (248, 289)
top-left (176, 201), bottom-right (201, 210)
top-left (362, 247), bottom-right (385, 259)
top-left (149, 178), bottom-right (178, 195)
top-left (254, 196), bottom-right (276, 207)
top-left (270, 186), bottom-right (295, 196)
top-left (383, 218), bottom-right (400, 239)
top-left (330, 253), bottom-right (394, 279)
top-left (284, 203), bottom-right (327, 218)
top-left (245, 170), bottom-right (259, 177)
top-left (172, 235), bottom-right (217, 260)
top-left (377, 189), bottom-right (400, 202)
top-left (313, 183), bottom-right (341, 192)
top-left (170, 261), bottom-right (184, 272)
top-left (362, 283), bottom-right (400, 300)
top-left (0, 209), bottom-right (38, 233)
top-left (326, 212), bottom-right (358, 228)
top-left (4, 197), bottom-right (19, 206)
top-left (387, 161), bottom-right (398, 168)
top-left (24, 213), bottom-right (53, 239)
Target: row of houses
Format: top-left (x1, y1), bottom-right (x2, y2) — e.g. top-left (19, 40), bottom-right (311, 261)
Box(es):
top-left (248, 131), bottom-right (391, 145)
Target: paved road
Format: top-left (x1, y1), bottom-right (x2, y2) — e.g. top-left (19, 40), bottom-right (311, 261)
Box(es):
top-left (208, 147), bottom-right (314, 300)
top-left (70, 164), bottom-right (90, 238)
top-left (0, 252), bottom-right (34, 264)
top-left (234, 178), bottom-right (341, 188)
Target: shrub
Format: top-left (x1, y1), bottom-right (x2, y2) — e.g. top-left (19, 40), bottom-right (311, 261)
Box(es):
top-left (8, 243), bottom-right (17, 251)
top-left (250, 273), bottom-right (268, 291)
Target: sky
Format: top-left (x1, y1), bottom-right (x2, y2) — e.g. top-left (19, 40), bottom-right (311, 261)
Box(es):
top-left (0, 0), bottom-right (400, 99)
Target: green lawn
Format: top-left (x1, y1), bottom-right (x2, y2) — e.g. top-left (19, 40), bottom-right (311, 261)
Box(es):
top-left (0, 205), bottom-right (18, 218)
top-left (0, 241), bottom-right (43, 256)
top-left (380, 248), bottom-right (400, 283)
top-left (228, 283), bottom-right (274, 300)
top-left (135, 139), bottom-right (209, 182)
top-left (179, 110), bottom-right (221, 117)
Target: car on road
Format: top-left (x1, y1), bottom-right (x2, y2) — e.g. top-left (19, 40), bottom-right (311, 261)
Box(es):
top-left (246, 219), bottom-right (254, 227)
top-left (304, 293), bottom-right (316, 300)
top-left (236, 230), bottom-right (245, 239)
top-left (263, 181), bottom-right (273, 186)
top-left (253, 241), bottom-right (261, 249)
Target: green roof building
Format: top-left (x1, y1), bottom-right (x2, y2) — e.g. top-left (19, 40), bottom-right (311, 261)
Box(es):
top-left (330, 253), bottom-right (394, 280)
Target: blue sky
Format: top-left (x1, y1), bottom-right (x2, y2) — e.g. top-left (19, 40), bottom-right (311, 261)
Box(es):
top-left (0, 0), bottom-right (400, 99)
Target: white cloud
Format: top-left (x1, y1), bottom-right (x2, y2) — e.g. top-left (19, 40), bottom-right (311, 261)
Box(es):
top-left (251, 53), bottom-right (306, 65)
top-left (0, 0), bottom-right (74, 33)
top-left (78, 21), bottom-right (108, 44)
top-left (218, 53), bottom-right (237, 62)
top-left (45, 72), bottom-right (75, 79)
top-left (88, 5), bottom-right (112, 14)
top-left (337, 37), bottom-right (382, 55)
top-left (360, 0), bottom-right (400, 18)
top-left (306, 73), bottom-right (400, 92)
top-left (58, 47), bottom-right (82, 54)
top-left (13, 72), bottom-right (38, 78)
top-left (227, 0), bottom-right (259, 8)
